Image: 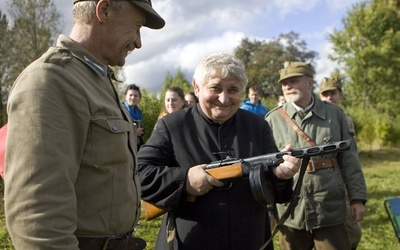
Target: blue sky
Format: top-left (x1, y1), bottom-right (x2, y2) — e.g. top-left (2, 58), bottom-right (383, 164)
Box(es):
top-left (1, 0), bottom-right (363, 94)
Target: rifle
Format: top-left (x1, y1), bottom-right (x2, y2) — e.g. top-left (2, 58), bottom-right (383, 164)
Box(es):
top-left (142, 139), bottom-right (351, 220)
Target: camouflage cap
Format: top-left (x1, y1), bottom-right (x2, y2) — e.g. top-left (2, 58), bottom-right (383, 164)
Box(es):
top-left (72, 0), bottom-right (165, 29)
top-left (319, 77), bottom-right (342, 94)
top-left (278, 61), bottom-right (315, 83)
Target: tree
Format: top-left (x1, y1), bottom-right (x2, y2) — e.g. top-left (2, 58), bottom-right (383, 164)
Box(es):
top-left (234, 32), bottom-right (318, 97)
top-left (160, 68), bottom-right (192, 100)
top-left (9, 0), bottom-right (62, 74)
top-left (138, 90), bottom-right (162, 143)
top-left (329, 0), bottom-right (400, 147)
top-left (0, 0), bottom-right (62, 124)
top-left (0, 11), bottom-right (11, 125)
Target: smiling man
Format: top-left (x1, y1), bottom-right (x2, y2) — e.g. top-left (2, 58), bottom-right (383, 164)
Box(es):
top-left (4, 1), bottom-right (164, 249)
top-left (138, 53), bottom-right (301, 250)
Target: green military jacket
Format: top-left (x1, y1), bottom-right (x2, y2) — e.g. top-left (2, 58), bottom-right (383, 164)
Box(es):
top-left (265, 98), bottom-right (367, 230)
top-left (5, 35), bottom-right (141, 249)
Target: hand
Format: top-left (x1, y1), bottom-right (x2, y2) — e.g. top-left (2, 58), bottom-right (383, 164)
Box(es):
top-left (186, 164), bottom-right (224, 196)
top-left (272, 144), bottom-right (301, 180)
top-left (137, 127), bottom-right (144, 137)
top-left (350, 202), bottom-right (365, 223)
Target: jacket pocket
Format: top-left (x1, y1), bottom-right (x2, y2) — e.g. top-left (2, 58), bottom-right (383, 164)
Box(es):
top-left (89, 116), bottom-right (131, 167)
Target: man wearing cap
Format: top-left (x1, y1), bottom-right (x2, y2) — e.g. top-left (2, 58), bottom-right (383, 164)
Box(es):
top-left (320, 77), bottom-right (361, 249)
top-left (4, 1), bottom-right (164, 249)
top-left (320, 77), bottom-right (356, 136)
top-left (265, 62), bottom-right (367, 249)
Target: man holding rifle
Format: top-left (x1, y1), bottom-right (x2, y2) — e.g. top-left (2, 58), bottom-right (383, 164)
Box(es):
top-left (265, 62), bottom-right (367, 249)
top-left (138, 53), bottom-right (301, 250)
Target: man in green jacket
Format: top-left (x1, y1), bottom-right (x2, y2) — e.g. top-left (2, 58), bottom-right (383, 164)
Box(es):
top-left (5, 1), bottom-right (164, 249)
top-left (265, 62), bottom-right (367, 250)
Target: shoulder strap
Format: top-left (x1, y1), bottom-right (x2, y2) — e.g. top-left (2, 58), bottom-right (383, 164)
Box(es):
top-left (277, 107), bottom-right (316, 146)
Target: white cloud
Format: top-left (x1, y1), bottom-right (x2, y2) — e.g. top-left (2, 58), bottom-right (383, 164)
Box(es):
top-left (124, 31), bottom-right (245, 93)
top-left (1, 0), bottom-right (363, 95)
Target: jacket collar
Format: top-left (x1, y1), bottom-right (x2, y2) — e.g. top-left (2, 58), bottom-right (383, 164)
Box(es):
top-left (56, 34), bottom-right (108, 77)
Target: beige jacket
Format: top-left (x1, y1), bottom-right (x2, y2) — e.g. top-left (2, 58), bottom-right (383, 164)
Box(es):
top-left (5, 35), bottom-right (141, 249)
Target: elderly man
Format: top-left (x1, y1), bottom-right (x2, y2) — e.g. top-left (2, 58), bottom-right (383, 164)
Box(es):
top-left (4, 1), bottom-right (164, 249)
top-left (138, 53), bottom-right (301, 250)
top-left (265, 62), bottom-right (367, 250)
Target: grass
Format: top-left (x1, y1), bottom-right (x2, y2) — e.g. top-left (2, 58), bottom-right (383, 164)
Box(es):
top-left (1, 147), bottom-right (400, 249)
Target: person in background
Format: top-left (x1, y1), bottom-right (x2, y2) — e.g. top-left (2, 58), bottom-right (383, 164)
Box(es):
top-left (240, 86), bottom-right (269, 117)
top-left (158, 86), bottom-right (186, 119)
top-left (319, 77), bottom-right (361, 249)
top-left (319, 77), bottom-right (356, 136)
top-left (185, 91), bottom-right (198, 106)
top-left (4, 1), bottom-right (165, 249)
top-left (265, 61), bottom-right (367, 250)
top-left (138, 52), bottom-right (301, 250)
top-left (124, 84), bottom-right (145, 151)
top-left (278, 94), bottom-right (286, 107)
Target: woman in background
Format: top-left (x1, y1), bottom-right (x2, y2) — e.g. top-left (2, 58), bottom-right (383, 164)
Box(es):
top-left (158, 86), bottom-right (186, 119)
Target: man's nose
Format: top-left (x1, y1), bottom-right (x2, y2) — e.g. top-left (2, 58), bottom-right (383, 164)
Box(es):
top-left (218, 91), bottom-right (229, 103)
top-left (134, 31), bottom-right (142, 49)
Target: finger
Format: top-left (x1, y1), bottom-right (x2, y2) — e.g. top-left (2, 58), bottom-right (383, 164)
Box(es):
top-left (207, 176), bottom-right (224, 187)
top-left (281, 144), bottom-right (293, 152)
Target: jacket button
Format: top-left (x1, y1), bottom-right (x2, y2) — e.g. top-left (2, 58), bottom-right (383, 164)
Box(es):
top-left (111, 125), bottom-right (118, 131)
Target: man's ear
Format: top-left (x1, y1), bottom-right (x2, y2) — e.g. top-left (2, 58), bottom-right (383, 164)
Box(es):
top-left (193, 80), bottom-right (200, 97)
top-left (96, 0), bottom-right (112, 23)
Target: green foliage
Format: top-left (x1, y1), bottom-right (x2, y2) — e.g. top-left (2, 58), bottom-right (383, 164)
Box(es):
top-left (160, 68), bottom-right (192, 100)
top-left (0, 11), bottom-right (11, 126)
top-left (138, 90), bottom-right (163, 143)
top-left (234, 32), bottom-right (318, 98)
top-left (0, 0), bottom-right (62, 126)
top-left (329, 0), bottom-right (400, 148)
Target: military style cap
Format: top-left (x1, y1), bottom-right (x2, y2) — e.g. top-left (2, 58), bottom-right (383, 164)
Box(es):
top-left (319, 77), bottom-right (342, 94)
top-left (278, 61), bottom-right (315, 83)
top-left (73, 0), bottom-right (165, 29)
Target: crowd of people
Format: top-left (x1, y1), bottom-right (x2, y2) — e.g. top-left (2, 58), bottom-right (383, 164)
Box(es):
top-left (2, 1), bottom-right (367, 250)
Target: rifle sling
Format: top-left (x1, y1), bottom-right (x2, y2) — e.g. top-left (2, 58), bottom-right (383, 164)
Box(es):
top-left (259, 157), bottom-right (310, 250)
top-left (260, 107), bottom-right (317, 249)
top-left (277, 107), bottom-right (317, 146)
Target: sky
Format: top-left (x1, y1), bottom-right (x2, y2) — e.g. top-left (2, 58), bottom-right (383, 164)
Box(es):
top-left (1, 0), bottom-right (362, 94)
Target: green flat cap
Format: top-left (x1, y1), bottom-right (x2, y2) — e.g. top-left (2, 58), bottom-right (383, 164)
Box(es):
top-left (73, 0), bottom-right (165, 29)
top-left (278, 61), bottom-right (314, 83)
top-left (319, 77), bottom-right (342, 94)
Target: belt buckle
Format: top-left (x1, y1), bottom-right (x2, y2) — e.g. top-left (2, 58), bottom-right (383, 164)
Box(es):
top-left (307, 160), bottom-right (316, 172)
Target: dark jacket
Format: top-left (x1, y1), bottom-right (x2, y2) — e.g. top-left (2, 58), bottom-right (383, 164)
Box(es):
top-left (138, 104), bottom-right (292, 250)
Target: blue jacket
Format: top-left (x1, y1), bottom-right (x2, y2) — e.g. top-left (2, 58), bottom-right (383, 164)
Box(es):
top-left (240, 99), bottom-right (269, 117)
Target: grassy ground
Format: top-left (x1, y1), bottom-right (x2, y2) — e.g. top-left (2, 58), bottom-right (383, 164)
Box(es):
top-left (1, 147), bottom-right (400, 249)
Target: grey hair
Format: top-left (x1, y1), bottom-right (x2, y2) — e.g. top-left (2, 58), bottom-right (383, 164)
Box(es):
top-left (193, 52), bottom-right (248, 92)
top-left (73, 1), bottom-right (127, 24)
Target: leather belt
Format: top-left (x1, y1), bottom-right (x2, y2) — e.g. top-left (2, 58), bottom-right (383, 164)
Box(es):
top-left (305, 158), bottom-right (338, 172)
top-left (77, 234), bottom-right (146, 250)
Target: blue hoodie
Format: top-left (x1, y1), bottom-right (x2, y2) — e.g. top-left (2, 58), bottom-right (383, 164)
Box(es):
top-left (240, 99), bottom-right (269, 118)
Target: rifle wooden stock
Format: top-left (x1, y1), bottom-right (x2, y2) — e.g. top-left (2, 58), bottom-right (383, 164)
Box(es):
top-left (143, 163), bottom-right (244, 220)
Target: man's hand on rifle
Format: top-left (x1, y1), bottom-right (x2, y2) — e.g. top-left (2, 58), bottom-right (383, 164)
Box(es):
top-left (272, 144), bottom-right (301, 180)
top-left (186, 164), bottom-right (224, 196)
